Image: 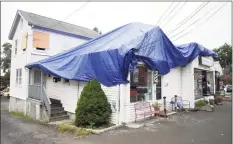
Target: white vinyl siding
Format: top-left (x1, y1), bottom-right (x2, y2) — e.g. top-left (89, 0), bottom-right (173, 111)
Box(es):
top-left (15, 39), bottom-right (18, 55)
top-left (46, 76), bottom-right (79, 113)
top-left (101, 85), bottom-right (119, 125)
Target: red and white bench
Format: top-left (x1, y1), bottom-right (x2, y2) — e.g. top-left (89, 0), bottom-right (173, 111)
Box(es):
top-left (134, 101), bottom-right (160, 123)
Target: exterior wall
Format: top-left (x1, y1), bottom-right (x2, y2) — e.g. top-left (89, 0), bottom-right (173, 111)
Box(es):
top-left (45, 76), bottom-right (80, 113)
top-left (10, 16), bottom-right (31, 101)
top-left (26, 98), bottom-right (49, 122)
top-left (31, 28), bottom-right (87, 56)
top-left (9, 97), bottom-right (26, 114)
top-left (101, 85), bottom-right (120, 125)
top-left (122, 68), bottom-right (182, 123)
top-left (9, 15), bottom-right (89, 113)
top-left (162, 67), bottom-right (182, 100)
top-left (181, 62), bottom-right (195, 108)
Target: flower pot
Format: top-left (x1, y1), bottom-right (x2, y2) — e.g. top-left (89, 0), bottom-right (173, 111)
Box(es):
top-left (153, 107), bottom-right (160, 111)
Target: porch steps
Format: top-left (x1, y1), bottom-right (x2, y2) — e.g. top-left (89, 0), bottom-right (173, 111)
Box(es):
top-left (50, 98), bottom-right (69, 122)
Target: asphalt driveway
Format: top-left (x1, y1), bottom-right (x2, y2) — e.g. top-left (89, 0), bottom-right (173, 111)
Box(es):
top-left (1, 96), bottom-right (232, 144)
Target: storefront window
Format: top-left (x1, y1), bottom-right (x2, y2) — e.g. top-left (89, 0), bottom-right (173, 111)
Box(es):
top-left (130, 64), bottom-right (153, 103)
top-left (194, 69), bottom-right (214, 99)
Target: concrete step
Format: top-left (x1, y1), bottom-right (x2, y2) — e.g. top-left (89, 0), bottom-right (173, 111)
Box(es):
top-left (50, 115), bottom-right (69, 122)
top-left (51, 111), bottom-right (67, 117)
top-left (51, 103), bottom-right (62, 107)
top-left (50, 98), bottom-right (61, 104)
top-left (51, 106), bottom-right (64, 111)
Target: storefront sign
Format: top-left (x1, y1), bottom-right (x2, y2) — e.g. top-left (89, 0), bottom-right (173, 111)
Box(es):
top-left (199, 56), bottom-right (214, 67)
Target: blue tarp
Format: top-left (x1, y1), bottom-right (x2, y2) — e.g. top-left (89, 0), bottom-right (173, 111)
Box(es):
top-left (26, 22), bottom-right (216, 86)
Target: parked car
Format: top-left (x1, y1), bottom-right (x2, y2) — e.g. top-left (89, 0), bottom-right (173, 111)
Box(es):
top-left (224, 85), bottom-right (232, 92)
top-left (1, 87), bottom-right (10, 97)
top-left (0, 87), bottom-right (6, 96)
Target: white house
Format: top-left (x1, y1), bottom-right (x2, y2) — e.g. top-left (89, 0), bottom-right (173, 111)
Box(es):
top-left (8, 11), bottom-right (223, 125)
top-left (8, 10), bottom-right (99, 121)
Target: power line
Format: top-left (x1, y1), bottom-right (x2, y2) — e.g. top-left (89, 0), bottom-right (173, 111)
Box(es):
top-left (156, 2), bottom-right (175, 26)
top-left (171, 2), bottom-right (228, 42)
top-left (159, 1), bottom-right (181, 27)
top-left (170, 2), bottom-right (223, 40)
top-left (28, 1), bottom-right (89, 37)
top-left (160, 1), bottom-right (187, 28)
top-left (166, 2), bottom-right (209, 35)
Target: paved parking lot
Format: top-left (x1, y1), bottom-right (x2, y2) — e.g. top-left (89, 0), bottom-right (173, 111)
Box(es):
top-left (1, 96), bottom-right (232, 144)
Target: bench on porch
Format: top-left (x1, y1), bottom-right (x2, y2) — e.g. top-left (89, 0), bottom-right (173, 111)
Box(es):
top-left (134, 101), bottom-right (160, 123)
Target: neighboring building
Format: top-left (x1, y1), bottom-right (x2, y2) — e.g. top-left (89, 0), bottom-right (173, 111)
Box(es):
top-left (8, 10), bottom-right (98, 119)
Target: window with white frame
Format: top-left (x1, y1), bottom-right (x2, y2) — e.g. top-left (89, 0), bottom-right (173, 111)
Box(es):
top-left (33, 69), bottom-right (41, 85)
top-left (15, 39), bottom-right (18, 55)
top-left (16, 69), bottom-right (22, 86)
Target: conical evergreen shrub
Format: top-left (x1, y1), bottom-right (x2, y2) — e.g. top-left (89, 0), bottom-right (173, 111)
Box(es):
top-left (75, 79), bottom-right (112, 127)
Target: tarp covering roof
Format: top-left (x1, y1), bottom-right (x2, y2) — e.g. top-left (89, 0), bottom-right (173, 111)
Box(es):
top-left (26, 22), bottom-right (216, 86)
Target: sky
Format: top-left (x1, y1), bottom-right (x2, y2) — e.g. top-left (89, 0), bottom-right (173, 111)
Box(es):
top-left (1, 2), bottom-right (231, 49)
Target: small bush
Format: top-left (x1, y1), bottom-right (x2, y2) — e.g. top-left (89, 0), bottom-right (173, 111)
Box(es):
top-left (57, 124), bottom-right (91, 136)
top-left (57, 124), bottom-right (76, 133)
top-left (195, 100), bottom-right (208, 107)
top-left (75, 79), bottom-right (112, 127)
top-left (214, 96), bottom-right (223, 104)
top-left (74, 128), bottom-right (91, 136)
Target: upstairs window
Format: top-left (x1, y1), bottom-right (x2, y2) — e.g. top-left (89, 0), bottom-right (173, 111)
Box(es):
top-left (33, 30), bottom-right (49, 50)
top-left (16, 68), bottom-right (22, 86)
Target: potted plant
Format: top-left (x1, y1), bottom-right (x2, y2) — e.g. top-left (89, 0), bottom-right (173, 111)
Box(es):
top-left (152, 102), bottom-right (161, 111)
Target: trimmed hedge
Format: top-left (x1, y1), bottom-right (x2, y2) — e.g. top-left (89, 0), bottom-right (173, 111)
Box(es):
top-left (75, 79), bottom-right (112, 127)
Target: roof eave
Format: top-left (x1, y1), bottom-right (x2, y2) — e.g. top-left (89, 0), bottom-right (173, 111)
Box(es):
top-left (32, 25), bottom-right (94, 40)
top-left (8, 10), bottom-right (26, 40)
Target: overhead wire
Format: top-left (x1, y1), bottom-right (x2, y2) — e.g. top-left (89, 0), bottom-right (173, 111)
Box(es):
top-left (156, 2), bottom-right (175, 26)
top-left (28, 1), bottom-right (89, 37)
top-left (166, 1), bottom-right (210, 35)
top-left (158, 1), bottom-right (181, 27)
top-left (170, 2), bottom-right (228, 41)
top-left (171, 2), bottom-right (228, 42)
top-left (160, 1), bottom-right (188, 28)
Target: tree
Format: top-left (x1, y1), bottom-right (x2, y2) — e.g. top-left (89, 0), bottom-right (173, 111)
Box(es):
top-left (213, 43), bottom-right (232, 84)
top-left (1, 42), bottom-right (12, 88)
top-left (93, 27), bottom-right (102, 35)
top-left (1, 42), bottom-right (12, 72)
top-left (75, 79), bottom-right (112, 127)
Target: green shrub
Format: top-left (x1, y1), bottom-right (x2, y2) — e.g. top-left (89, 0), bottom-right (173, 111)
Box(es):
top-left (75, 79), bottom-right (112, 127)
top-left (195, 100), bottom-right (208, 107)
